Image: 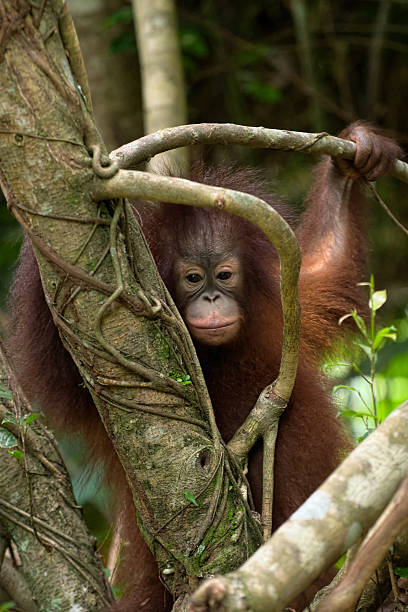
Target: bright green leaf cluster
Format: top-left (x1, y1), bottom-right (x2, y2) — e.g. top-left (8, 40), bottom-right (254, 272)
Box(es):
top-left (335, 276), bottom-right (398, 438)
top-left (168, 371), bottom-right (192, 385)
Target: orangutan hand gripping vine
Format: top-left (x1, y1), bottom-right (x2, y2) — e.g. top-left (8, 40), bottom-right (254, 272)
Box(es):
top-left (7, 123), bottom-right (401, 611)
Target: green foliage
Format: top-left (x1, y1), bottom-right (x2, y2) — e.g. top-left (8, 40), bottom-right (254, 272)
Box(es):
top-left (180, 26), bottom-right (210, 75)
top-left (235, 45), bottom-right (270, 67)
top-left (240, 79), bottom-right (283, 104)
top-left (101, 6), bottom-right (136, 55)
top-left (0, 384), bottom-right (12, 400)
top-left (109, 33), bottom-right (137, 55)
top-left (395, 567), bottom-right (408, 578)
top-left (102, 6), bottom-right (133, 28)
top-left (2, 411), bottom-right (40, 428)
top-left (333, 276), bottom-right (403, 441)
top-left (0, 411), bottom-right (40, 458)
top-left (1, 412), bottom-right (18, 426)
top-left (168, 371), bottom-right (192, 385)
top-left (23, 413), bottom-right (41, 425)
top-left (8, 448), bottom-right (24, 459)
top-left (111, 584), bottom-right (123, 600)
top-left (0, 428), bottom-right (18, 449)
top-left (183, 490), bottom-right (199, 506)
top-left (335, 552), bottom-right (347, 569)
top-left (180, 27), bottom-right (209, 59)
top-left (0, 603), bottom-right (15, 612)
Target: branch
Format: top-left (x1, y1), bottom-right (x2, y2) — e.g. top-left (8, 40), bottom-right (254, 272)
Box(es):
top-left (110, 123), bottom-right (408, 184)
top-left (107, 122), bottom-right (407, 536)
top-left (189, 401), bottom-right (408, 611)
top-left (316, 474), bottom-right (408, 612)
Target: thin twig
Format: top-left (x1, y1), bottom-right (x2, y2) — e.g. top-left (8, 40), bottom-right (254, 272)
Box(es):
top-left (367, 182), bottom-right (408, 236)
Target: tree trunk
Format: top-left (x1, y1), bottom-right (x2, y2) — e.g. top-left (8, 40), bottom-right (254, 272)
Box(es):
top-left (132, 0), bottom-right (189, 171)
top-left (0, 0), bottom-right (261, 605)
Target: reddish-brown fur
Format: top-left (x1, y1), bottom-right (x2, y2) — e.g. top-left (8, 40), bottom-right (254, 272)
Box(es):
top-left (7, 124), bottom-right (401, 611)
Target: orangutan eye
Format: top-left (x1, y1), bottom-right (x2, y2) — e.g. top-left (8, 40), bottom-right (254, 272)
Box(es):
top-left (217, 271), bottom-right (232, 281)
top-left (186, 273), bottom-right (203, 284)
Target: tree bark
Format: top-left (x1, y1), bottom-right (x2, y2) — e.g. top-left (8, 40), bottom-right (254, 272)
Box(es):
top-left (190, 401), bottom-right (408, 611)
top-left (0, 1), bottom-right (261, 604)
top-left (0, 345), bottom-right (111, 609)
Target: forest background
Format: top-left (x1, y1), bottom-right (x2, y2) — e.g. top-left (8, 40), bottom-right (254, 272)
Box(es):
top-left (0, 0), bottom-right (407, 548)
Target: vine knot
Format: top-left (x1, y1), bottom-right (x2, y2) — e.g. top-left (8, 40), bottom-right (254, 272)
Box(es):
top-left (90, 144), bottom-right (119, 179)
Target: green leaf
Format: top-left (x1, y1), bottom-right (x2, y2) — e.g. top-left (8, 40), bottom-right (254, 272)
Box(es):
top-left (184, 490), bottom-right (199, 507)
top-left (333, 384), bottom-right (359, 394)
top-left (24, 413), bottom-right (41, 425)
top-left (0, 428), bottom-right (18, 449)
top-left (355, 342), bottom-right (373, 360)
top-left (339, 409), bottom-right (373, 419)
top-left (335, 553), bottom-right (346, 569)
top-left (372, 326), bottom-right (397, 351)
top-left (339, 310), bottom-right (367, 337)
top-left (395, 567), bottom-right (408, 578)
top-left (169, 372), bottom-right (192, 385)
top-left (0, 384), bottom-right (12, 400)
top-left (8, 449), bottom-right (24, 459)
top-left (369, 289), bottom-right (387, 311)
top-left (1, 413), bottom-right (19, 426)
top-left (0, 603), bottom-right (16, 612)
top-left (351, 312), bottom-right (368, 337)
